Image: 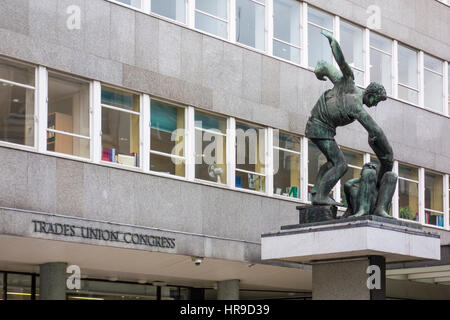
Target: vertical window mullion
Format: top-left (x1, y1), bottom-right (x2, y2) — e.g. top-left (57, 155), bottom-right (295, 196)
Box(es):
top-left (301, 2), bottom-right (308, 68)
top-left (229, 0), bottom-right (236, 42)
top-left (418, 51), bottom-right (425, 108)
top-left (186, 106), bottom-right (195, 181)
top-left (187, 0), bottom-right (195, 28)
top-left (363, 153), bottom-right (371, 164)
top-left (333, 15), bottom-right (340, 70)
top-left (392, 40), bottom-right (398, 99)
top-left (37, 66), bottom-right (48, 153)
top-left (418, 167), bottom-right (425, 225)
top-left (227, 117), bottom-right (236, 189)
top-left (364, 28), bottom-right (370, 87)
top-left (142, 0), bottom-right (151, 13)
top-left (91, 81), bottom-right (102, 163)
top-left (142, 94), bottom-right (151, 172)
top-left (266, 127), bottom-right (274, 196)
top-left (444, 61), bottom-right (449, 116)
top-left (443, 173), bottom-right (449, 230)
top-left (300, 136), bottom-right (309, 203)
top-left (392, 161), bottom-right (399, 219)
top-left (266, 0), bottom-right (274, 56)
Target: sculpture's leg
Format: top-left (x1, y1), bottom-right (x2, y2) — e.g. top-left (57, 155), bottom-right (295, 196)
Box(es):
top-left (310, 161), bottom-right (333, 196)
top-left (372, 172), bottom-right (397, 219)
top-left (352, 168), bottom-right (377, 217)
top-left (310, 138), bottom-right (347, 206)
top-left (343, 178), bottom-right (360, 218)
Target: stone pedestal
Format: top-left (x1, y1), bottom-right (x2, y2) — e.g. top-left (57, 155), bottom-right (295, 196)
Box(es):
top-left (261, 216), bottom-right (440, 300)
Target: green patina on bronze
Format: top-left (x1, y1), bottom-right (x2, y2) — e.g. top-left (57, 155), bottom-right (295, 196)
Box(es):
top-left (306, 30), bottom-right (397, 219)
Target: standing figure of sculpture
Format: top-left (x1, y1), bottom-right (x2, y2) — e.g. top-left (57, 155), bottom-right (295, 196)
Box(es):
top-left (306, 30), bottom-right (396, 218)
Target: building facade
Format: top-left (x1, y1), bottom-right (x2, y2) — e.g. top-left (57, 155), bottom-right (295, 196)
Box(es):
top-left (0, 0), bottom-right (449, 300)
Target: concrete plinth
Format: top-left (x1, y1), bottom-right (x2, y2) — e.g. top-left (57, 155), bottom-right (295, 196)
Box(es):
top-left (217, 279), bottom-right (240, 300)
top-left (261, 216), bottom-right (440, 300)
top-left (39, 262), bottom-right (67, 300)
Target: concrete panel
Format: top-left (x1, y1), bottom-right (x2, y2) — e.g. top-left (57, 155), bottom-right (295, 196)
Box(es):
top-left (261, 56), bottom-right (280, 108)
top-left (280, 63), bottom-right (299, 114)
top-left (29, 0), bottom-right (58, 45)
top-left (180, 29), bottom-right (203, 85)
top-left (110, 5), bottom-right (135, 65)
top-left (82, 164), bottom-right (111, 220)
top-left (55, 158), bottom-right (84, 218)
top-left (0, 0), bottom-right (29, 35)
top-left (56, 0), bottom-right (85, 50)
top-left (135, 13), bottom-right (159, 72)
top-left (242, 50), bottom-right (262, 104)
top-left (85, 0), bottom-right (111, 59)
top-left (158, 20), bottom-right (181, 78)
top-left (122, 64), bottom-right (160, 96)
top-left (0, 147), bottom-right (28, 209)
top-left (221, 43), bottom-right (243, 98)
top-left (202, 36), bottom-right (224, 91)
top-left (26, 153), bottom-right (56, 213)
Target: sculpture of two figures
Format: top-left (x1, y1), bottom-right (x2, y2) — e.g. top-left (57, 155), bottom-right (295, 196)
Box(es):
top-left (306, 30), bottom-right (397, 219)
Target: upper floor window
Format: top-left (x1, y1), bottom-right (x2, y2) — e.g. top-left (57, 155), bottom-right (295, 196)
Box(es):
top-left (273, 0), bottom-right (301, 64)
top-left (236, 0), bottom-right (266, 51)
top-left (398, 164), bottom-right (419, 221)
top-left (150, 100), bottom-right (185, 177)
top-left (195, 0), bottom-right (228, 39)
top-left (101, 87), bottom-right (140, 167)
top-left (398, 44), bottom-right (419, 104)
top-left (273, 131), bottom-right (301, 199)
top-left (194, 111), bottom-right (227, 184)
top-left (47, 72), bottom-right (90, 158)
top-left (115, 0), bottom-right (142, 9)
top-left (425, 171), bottom-right (444, 227)
top-left (151, 0), bottom-right (186, 23)
top-left (370, 32), bottom-right (392, 96)
top-left (424, 54), bottom-right (444, 113)
top-left (235, 121), bottom-right (266, 192)
top-left (340, 20), bottom-right (364, 86)
top-left (307, 7), bottom-right (333, 68)
top-left (0, 58), bottom-right (35, 147)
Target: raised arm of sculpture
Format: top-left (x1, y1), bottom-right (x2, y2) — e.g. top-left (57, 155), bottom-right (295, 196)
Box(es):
top-left (320, 30), bottom-right (354, 81)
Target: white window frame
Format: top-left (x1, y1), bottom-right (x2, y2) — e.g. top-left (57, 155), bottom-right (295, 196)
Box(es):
top-left (148, 0), bottom-right (189, 25)
top-left (368, 31), bottom-right (394, 96)
top-left (397, 43), bottom-right (420, 106)
top-left (423, 170), bottom-right (445, 229)
top-left (423, 53), bottom-right (445, 114)
top-left (306, 5), bottom-right (335, 69)
top-left (397, 163), bottom-right (420, 223)
top-left (339, 19), bottom-right (366, 88)
top-left (192, 0), bottom-right (230, 40)
top-left (234, 0), bottom-right (267, 52)
top-left (148, 97), bottom-right (188, 178)
top-left (444, 174), bottom-right (449, 230)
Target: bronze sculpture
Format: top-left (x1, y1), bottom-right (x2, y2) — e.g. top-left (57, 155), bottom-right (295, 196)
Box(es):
top-left (306, 30), bottom-right (396, 219)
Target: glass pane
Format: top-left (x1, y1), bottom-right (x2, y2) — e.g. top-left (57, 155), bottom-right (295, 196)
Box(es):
top-left (398, 164), bottom-right (418, 181)
top-left (340, 21), bottom-right (364, 70)
top-left (398, 45), bottom-right (418, 88)
top-left (353, 68), bottom-right (364, 87)
top-left (424, 54), bottom-right (442, 74)
top-left (308, 7), bottom-right (333, 30)
top-left (101, 87), bottom-right (139, 112)
top-left (343, 150), bottom-right (363, 168)
top-left (0, 59), bottom-right (35, 86)
top-left (273, 40), bottom-right (300, 64)
top-left (195, 129), bottom-right (227, 184)
top-left (196, 0), bottom-right (227, 20)
top-left (235, 170), bottom-right (265, 192)
top-left (235, 122), bottom-right (265, 174)
top-left (425, 172), bottom-right (443, 212)
top-left (424, 70), bottom-right (443, 112)
top-left (399, 180), bottom-right (419, 221)
top-left (236, 0), bottom-right (265, 50)
top-left (115, 0), bottom-right (141, 8)
top-left (426, 211), bottom-right (444, 227)
top-left (48, 73), bottom-right (90, 137)
top-left (273, 131), bottom-right (300, 152)
top-left (0, 83), bottom-right (34, 146)
top-left (370, 33), bottom-right (391, 53)
top-left (150, 152), bottom-right (185, 177)
top-left (195, 12), bottom-right (228, 38)
top-left (47, 131), bottom-right (90, 158)
top-left (102, 108), bottom-right (140, 167)
top-left (7, 274), bottom-right (32, 300)
top-left (151, 0), bottom-right (186, 23)
top-left (274, 0), bottom-right (300, 46)
top-left (370, 48), bottom-right (392, 95)
top-left (195, 111), bottom-right (227, 134)
top-left (273, 149), bottom-right (300, 198)
top-left (308, 24), bottom-right (333, 68)
top-left (398, 86), bottom-right (418, 104)
top-left (151, 101), bottom-right (185, 156)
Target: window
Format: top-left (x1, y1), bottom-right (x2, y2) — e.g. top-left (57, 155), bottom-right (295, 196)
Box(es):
top-left (340, 150), bottom-right (364, 207)
top-left (150, 100), bottom-right (185, 177)
top-left (0, 58), bottom-right (35, 147)
top-left (273, 131), bottom-right (301, 198)
top-left (195, 0), bottom-right (228, 39)
top-left (47, 73), bottom-right (90, 158)
top-left (151, 0), bottom-right (186, 23)
top-left (307, 141), bottom-right (327, 201)
top-left (235, 121), bottom-right (265, 192)
top-left (273, 0), bottom-right (301, 64)
top-left (340, 21), bottom-right (364, 86)
top-left (114, 0), bottom-right (141, 9)
top-left (236, 0), bottom-right (265, 51)
top-left (307, 7), bottom-right (333, 68)
top-left (398, 164), bottom-right (419, 221)
top-left (425, 171), bottom-right (444, 227)
top-left (6, 273), bottom-right (33, 300)
top-left (424, 54), bottom-right (444, 113)
top-left (101, 87), bottom-right (140, 167)
top-left (194, 111), bottom-right (227, 184)
top-left (370, 33), bottom-right (392, 95)
top-left (397, 44), bottom-right (419, 104)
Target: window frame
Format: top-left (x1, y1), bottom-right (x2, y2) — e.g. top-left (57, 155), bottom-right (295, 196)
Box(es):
top-left (306, 6), bottom-right (334, 69)
top-left (424, 169), bottom-right (445, 228)
top-left (339, 19), bottom-right (366, 87)
top-left (423, 53), bottom-right (444, 114)
top-left (369, 31), bottom-right (394, 96)
top-left (397, 43), bottom-right (420, 106)
top-left (235, 0), bottom-right (267, 52)
top-left (193, 0), bottom-right (230, 40)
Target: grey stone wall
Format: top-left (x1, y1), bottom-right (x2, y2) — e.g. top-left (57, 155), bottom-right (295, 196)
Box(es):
top-left (0, 0), bottom-right (448, 172)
